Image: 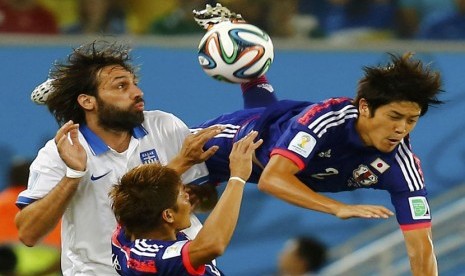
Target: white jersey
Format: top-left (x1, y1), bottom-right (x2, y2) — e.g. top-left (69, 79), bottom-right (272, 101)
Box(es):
top-left (16, 110), bottom-right (208, 276)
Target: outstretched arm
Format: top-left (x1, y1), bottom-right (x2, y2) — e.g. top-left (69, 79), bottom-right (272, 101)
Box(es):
top-left (403, 227), bottom-right (438, 276)
top-left (258, 155), bottom-right (394, 219)
top-left (187, 131), bottom-right (263, 268)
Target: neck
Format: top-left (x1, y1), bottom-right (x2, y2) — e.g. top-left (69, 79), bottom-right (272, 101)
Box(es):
top-left (131, 226), bottom-right (177, 241)
top-left (86, 119), bottom-right (132, 153)
top-left (355, 117), bottom-right (371, 147)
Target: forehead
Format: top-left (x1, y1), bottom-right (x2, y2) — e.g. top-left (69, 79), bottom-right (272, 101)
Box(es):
top-left (377, 101), bottom-right (421, 116)
top-left (97, 65), bottom-right (132, 81)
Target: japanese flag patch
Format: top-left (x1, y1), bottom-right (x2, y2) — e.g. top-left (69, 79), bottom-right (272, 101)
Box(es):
top-left (370, 157), bottom-right (390, 173)
top-left (408, 196), bottom-right (431, 220)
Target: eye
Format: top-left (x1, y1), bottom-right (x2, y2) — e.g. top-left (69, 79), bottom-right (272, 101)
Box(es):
top-left (389, 115), bottom-right (401, 121)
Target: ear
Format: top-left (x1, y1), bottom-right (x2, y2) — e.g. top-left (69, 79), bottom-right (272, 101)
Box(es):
top-left (358, 98), bottom-right (370, 117)
top-left (162, 209), bottom-right (175, 224)
top-left (77, 94), bottom-right (96, 111)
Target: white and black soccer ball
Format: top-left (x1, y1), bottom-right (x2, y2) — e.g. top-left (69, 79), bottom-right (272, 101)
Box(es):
top-left (197, 21), bottom-right (274, 83)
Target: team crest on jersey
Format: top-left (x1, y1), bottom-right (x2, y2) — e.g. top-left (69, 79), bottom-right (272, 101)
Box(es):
top-left (353, 165), bottom-right (378, 186)
top-left (140, 149), bottom-right (159, 164)
top-left (288, 131), bottom-right (316, 158)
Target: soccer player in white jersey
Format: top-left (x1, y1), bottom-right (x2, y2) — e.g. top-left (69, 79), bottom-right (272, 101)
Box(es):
top-left (15, 40), bottom-right (223, 275)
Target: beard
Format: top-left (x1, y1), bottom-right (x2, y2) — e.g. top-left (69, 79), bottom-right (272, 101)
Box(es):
top-left (96, 97), bottom-right (145, 131)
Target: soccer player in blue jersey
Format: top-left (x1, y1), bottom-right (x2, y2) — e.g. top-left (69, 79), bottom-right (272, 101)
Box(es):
top-left (191, 6), bottom-right (442, 275)
top-left (110, 131), bottom-right (262, 275)
top-left (191, 52), bottom-right (442, 276)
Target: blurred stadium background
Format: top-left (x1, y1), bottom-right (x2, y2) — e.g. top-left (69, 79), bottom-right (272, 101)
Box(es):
top-left (1, 0), bottom-right (465, 275)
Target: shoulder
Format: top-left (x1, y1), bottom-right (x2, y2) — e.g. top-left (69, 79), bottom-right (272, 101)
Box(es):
top-left (143, 110), bottom-right (186, 126)
top-left (297, 97), bottom-right (356, 125)
top-left (297, 98), bottom-right (358, 138)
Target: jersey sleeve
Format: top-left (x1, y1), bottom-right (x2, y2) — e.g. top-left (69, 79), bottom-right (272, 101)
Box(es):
top-left (389, 138), bottom-right (432, 230)
top-left (390, 189), bottom-right (432, 230)
top-left (270, 98), bottom-right (356, 170)
top-left (181, 241), bottom-right (207, 275)
top-left (16, 139), bottom-right (66, 209)
top-left (271, 123), bottom-right (320, 170)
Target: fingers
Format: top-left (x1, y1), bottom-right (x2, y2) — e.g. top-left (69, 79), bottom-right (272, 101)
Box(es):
top-left (235, 131), bottom-right (263, 153)
top-left (190, 125), bottom-right (224, 144)
top-left (201, 145), bottom-right (219, 161)
top-left (357, 205), bottom-right (394, 219)
top-left (55, 120), bottom-right (79, 145)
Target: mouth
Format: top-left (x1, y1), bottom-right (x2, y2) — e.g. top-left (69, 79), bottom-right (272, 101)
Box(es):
top-left (134, 101), bottom-right (144, 111)
top-left (387, 138), bottom-right (400, 146)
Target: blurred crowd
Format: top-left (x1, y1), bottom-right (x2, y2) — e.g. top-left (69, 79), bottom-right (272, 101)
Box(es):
top-left (1, 0), bottom-right (465, 40)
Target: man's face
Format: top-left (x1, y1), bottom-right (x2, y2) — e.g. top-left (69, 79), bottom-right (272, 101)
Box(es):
top-left (95, 65), bottom-right (145, 131)
top-left (172, 185), bottom-right (192, 232)
top-left (358, 100), bottom-right (421, 153)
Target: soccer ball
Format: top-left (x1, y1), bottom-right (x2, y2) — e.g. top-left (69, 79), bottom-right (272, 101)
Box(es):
top-left (197, 21), bottom-right (274, 83)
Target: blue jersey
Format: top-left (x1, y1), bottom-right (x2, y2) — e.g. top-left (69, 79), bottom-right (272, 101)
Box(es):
top-left (192, 98), bottom-right (431, 229)
top-left (111, 225), bottom-right (223, 275)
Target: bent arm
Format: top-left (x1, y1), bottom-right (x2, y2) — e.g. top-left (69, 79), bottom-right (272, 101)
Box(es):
top-left (403, 227), bottom-right (438, 276)
top-left (258, 155), bottom-right (393, 219)
top-left (15, 177), bottom-right (80, 246)
top-left (188, 177), bottom-right (245, 267)
top-left (187, 131), bottom-right (262, 268)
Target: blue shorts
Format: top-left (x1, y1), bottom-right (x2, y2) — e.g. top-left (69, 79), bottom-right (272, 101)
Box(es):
top-left (191, 107), bottom-right (265, 184)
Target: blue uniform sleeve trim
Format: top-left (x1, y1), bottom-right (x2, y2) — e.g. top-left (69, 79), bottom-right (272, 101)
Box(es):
top-left (15, 196), bottom-right (37, 209)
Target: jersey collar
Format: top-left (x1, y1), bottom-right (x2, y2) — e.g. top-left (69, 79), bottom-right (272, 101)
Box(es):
top-left (79, 124), bottom-right (148, 155)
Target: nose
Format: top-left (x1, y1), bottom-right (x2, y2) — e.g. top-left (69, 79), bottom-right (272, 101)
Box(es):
top-left (131, 84), bottom-right (143, 99)
top-left (394, 121), bottom-right (406, 134)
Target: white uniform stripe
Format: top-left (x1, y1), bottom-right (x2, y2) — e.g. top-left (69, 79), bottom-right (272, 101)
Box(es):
top-left (130, 248), bottom-right (157, 257)
top-left (309, 105), bottom-right (356, 130)
top-left (395, 141), bottom-right (423, 191)
top-left (315, 114), bottom-right (358, 138)
top-left (221, 124), bottom-right (241, 129)
top-left (222, 128), bottom-right (239, 134)
top-left (130, 240), bottom-right (158, 257)
top-left (399, 142), bottom-right (424, 189)
top-left (215, 133), bottom-right (236, 138)
top-left (395, 154), bottom-right (415, 191)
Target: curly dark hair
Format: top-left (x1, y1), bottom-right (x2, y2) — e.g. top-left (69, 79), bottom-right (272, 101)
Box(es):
top-left (354, 52), bottom-right (443, 116)
top-left (46, 40), bottom-right (138, 125)
top-left (109, 163), bottom-right (181, 236)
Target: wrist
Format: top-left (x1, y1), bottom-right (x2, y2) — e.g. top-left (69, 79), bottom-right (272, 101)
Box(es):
top-left (66, 167), bottom-right (87, 178)
top-left (229, 176), bottom-right (246, 184)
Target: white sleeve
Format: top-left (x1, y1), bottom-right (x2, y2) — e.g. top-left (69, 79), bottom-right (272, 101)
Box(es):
top-left (16, 139), bottom-right (66, 207)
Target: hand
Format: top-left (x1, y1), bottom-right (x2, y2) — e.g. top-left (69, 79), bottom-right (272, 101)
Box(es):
top-left (179, 125), bottom-right (224, 165)
top-left (55, 120), bottom-right (87, 171)
top-left (229, 131), bottom-right (263, 181)
top-left (335, 204), bottom-right (394, 220)
top-left (184, 183), bottom-right (218, 213)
